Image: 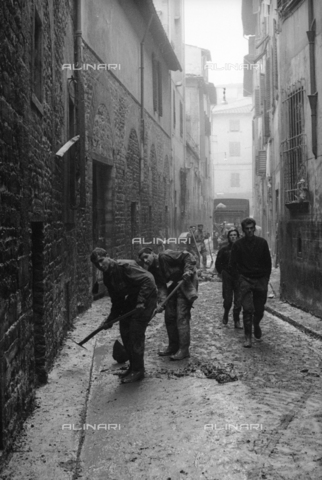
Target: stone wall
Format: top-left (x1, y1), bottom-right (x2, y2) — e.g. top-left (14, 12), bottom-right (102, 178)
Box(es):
top-left (82, 43), bottom-right (173, 260)
top-left (0, 0), bottom-right (92, 452)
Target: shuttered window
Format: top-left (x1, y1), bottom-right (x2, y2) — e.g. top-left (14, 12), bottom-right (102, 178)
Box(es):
top-left (229, 142), bottom-right (241, 157)
top-left (229, 119), bottom-right (240, 131)
top-left (231, 173), bottom-right (240, 187)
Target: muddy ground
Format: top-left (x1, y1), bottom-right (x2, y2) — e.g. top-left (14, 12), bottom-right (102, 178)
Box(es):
top-left (1, 275), bottom-right (322, 480)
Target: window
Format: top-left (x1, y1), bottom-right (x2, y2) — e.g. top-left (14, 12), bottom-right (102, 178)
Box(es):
top-left (152, 54), bottom-right (163, 117)
top-left (273, 20), bottom-right (278, 91)
top-left (254, 87), bottom-right (261, 116)
top-left (33, 9), bottom-right (43, 103)
top-left (173, 90), bottom-right (176, 129)
top-left (180, 101), bottom-right (183, 137)
top-left (281, 85), bottom-right (305, 203)
top-left (229, 142), bottom-right (240, 156)
top-left (231, 173), bottom-right (240, 187)
top-left (256, 150), bottom-right (267, 176)
top-left (157, 62), bottom-right (162, 116)
top-left (229, 119), bottom-right (240, 131)
top-left (64, 89), bottom-right (77, 222)
top-left (152, 54), bottom-right (158, 113)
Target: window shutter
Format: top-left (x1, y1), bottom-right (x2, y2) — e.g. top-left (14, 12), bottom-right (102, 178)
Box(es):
top-left (260, 74), bottom-right (265, 108)
top-left (157, 61), bottom-right (162, 117)
top-left (264, 57), bottom-right (271, 138)
top-left (255, 88), bottom-right (260, 116)
top-left (229, 142), bottom-right (241, 157)
top-left (173, 89), bottom-right (176, 129)
top-left (229, 119), bottom-right (240, 131)
top-left (257, 150), bottom-right (267, 175)
top-left (152, 54), bottom-right (158, 113)
top-left (273, 21), bottom-right (278, 89)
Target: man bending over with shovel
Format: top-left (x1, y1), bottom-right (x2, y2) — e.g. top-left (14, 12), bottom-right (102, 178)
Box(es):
top-left (138, 248), bottom-right (198, 361)
top-left (91, 248), bottom-right (157, 384)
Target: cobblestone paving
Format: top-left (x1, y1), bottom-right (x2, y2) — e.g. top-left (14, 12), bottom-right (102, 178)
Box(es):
top-left (1, 279), bottom-right (321, 480)
top-left (79, 279), bottom-right (322, 480)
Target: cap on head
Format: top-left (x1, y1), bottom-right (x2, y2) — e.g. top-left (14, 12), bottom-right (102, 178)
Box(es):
top-left (90, 247), bottom-right (108, 264)
top-left (241, 217), bottom-right (256, 231)
top-left (197, 224), bottom-right (203, 227)
top-left (138, 247), bottom-right (153, 258)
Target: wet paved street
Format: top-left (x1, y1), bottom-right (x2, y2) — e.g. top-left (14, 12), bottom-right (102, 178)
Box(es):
top-left (1, 276), bottom-right (322, 480)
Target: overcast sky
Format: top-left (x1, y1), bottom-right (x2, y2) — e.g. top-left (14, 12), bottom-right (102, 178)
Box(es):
top-left (184, 0), bottom-right (248, 86)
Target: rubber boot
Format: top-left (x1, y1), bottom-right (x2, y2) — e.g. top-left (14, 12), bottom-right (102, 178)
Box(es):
top-left (121, 370), bottom-right (144, 384)
top-left (222, 309), bottom-right (229, 325)
top-left (243, 314), bottom-right (252, 348)
top-left (253, 316), bottom-right (262, 339)
top-left (170, 348), bottom-right (190, 360)
top-left (158, 346), bottom-right (178, 356)
top-left (158, 323), bottom-right (179, 356)
top-left (170, 325), bottom-right (190, 360)
top-left (233, 309), bottom-right (243, 329)
top-left (119, 366), bottom-right (132, 379)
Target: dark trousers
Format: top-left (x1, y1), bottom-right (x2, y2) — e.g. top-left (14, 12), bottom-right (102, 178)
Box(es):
top-left (222, 270), bottom-right (241, 313)
top-left (238, 275), bottom-right (268, 326)
top-left (119, 292), bottom-right (157, 371)
top-left (164, 280), bottom-right (197, 351)
top-left (201, 249), bottom-right (207, 268)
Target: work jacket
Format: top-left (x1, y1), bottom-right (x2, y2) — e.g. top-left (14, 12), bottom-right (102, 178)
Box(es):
top-left (148, 250), bottom-right (198, 303)
top-left (103, 260), bottom-right (157, 321)
top-left (215, 243), bottom-right (234, 275)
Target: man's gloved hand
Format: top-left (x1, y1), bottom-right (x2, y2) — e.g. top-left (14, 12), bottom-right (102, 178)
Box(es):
top-left (182, 271), bottom-right (192, 281)
top-left (155, 304), bottom-right (165, 314)
top-left (135, 303), bottom-right (145, 313)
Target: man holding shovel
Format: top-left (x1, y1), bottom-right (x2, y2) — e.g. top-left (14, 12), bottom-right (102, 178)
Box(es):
top-left (90, 248), bottom-right (157, 384)
top-left (138, 248), bottom-right (198, 361)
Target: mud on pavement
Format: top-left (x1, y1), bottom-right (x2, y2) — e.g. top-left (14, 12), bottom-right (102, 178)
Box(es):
top-left (1, 280), bottom-right (322, 480)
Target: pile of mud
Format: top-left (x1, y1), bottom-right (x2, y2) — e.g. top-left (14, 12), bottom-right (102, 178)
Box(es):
top-left (148, 359), bottom-right (238, 383)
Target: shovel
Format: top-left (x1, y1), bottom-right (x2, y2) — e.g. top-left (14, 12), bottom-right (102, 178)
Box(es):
top-left (151, 279), bottom-right (185, 317)
top-left (72, 308), bottom-right (137, 349)
top-left (72, 280), bottom-right (186, 349)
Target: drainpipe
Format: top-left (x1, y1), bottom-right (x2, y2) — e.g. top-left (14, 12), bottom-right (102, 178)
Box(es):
top-left (307, 0), bottom-right (317, 158)
top-left (140, 14), bottom-right (155, 191)
top-left (75, 0), bottom-right (86, 206)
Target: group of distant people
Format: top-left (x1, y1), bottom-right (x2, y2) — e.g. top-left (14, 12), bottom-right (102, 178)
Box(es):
top-left (215, 218), bottom-right (271, 347)
top-left (90, 217), bottom-right (271, 384)
top-left (186, 224), bottom-right (211, 269)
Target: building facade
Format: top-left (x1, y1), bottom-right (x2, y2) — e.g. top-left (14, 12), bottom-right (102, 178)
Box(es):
top-left (0, 0), bottom-right (92, 452)
top-left (153, 0), bottom-right (187, 236)
top-left (80, 0), bottom-right (182, 287)
top-left (211, 92), bottom-right (253, 216)
top-left (184, 45), bottom-right (216, 233)
top-left (243, 0), bottom-right (322, 317)
top-left (0, 0), bottom-right (182, 453)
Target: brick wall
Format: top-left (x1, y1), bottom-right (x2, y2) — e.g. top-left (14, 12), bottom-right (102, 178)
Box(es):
top-left (0, 0), bottom-right (92, 452)
top-left (82, 44), bottom-right (173, 260)
top-left (279, 219), bottom-right (322, 318)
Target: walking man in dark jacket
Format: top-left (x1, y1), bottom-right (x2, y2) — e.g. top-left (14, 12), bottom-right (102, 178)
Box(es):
top-left (215, 228), bottom-right (242, 329)
top-left (91, 248), bottom-right (157, 383)
top-left (230, 218), bottom-right (272, 348)
top-left (138, 248), bottom-right (198, 360)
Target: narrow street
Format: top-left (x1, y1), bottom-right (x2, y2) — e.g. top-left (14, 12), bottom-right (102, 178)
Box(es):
top-left (1, 270), bottom-right (321, 480)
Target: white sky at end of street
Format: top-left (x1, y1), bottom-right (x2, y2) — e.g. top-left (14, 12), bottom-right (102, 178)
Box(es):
top-left (184, 0), bottom-right (248, 86)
